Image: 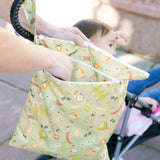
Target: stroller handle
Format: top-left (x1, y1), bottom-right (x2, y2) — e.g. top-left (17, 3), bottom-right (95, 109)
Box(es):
top-left (127, 91), bottom-right (160, 123)
top-left (126, 91), bottom-right (150, 109)
top-left (10, 0), bottom-right (34, 42)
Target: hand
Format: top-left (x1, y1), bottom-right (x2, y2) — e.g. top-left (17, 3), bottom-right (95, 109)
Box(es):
top-left (139, 97), bottom-right (159, 112)
top-left (0, 26), bottom-right (73, 78)
top-left (45, 52), bottom-right (73, 81)
top-left (46, 25), bottom-right (89, 47)
top-left (115, 30), bottom-right (130, 43)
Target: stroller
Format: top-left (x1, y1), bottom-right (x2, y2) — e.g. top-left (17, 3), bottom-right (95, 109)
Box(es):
top-left (110, 92), bottom-right (160, 160)
top-left (10, 0), bottom-right (160, 160)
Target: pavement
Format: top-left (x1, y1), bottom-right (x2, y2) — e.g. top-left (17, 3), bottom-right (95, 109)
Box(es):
top-left (0, 50), bottom-right (160, 160)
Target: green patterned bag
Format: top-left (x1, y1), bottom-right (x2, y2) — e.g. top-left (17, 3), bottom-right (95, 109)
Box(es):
top-left (9, 1), bottom-right (149, 160)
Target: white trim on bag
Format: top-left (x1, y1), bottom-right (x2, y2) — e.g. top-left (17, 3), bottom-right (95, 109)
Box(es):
top-left (38, 35), bottom-right (149, 84)
top-left (45, 71), bottom-right (124, 85)
top-left (38, 35), bottom-right (149, 78)
top-left (45, 58), bottom-right (122, 85)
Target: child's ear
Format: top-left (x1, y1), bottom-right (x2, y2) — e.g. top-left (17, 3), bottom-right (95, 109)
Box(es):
top-left (115, 31), bottom-right (130, 43)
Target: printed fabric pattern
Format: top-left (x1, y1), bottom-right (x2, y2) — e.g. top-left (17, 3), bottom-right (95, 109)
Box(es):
top-left (9, 0), bottom-right (149, 160)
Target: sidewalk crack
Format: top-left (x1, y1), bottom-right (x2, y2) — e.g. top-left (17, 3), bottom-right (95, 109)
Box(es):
top-left (0, 137), bottom-right (11, 147)
top-left (142, 144), bottom-right (160, 154)
top-left (0, 79), bottom-right (28, 93)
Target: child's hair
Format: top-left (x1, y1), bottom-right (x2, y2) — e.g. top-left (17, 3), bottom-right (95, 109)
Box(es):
top-left (73, 19), bottom-right (112, 39)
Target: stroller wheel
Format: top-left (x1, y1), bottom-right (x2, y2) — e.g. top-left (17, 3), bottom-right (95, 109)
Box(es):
top-left (35, 155), bottom-right (56, 160)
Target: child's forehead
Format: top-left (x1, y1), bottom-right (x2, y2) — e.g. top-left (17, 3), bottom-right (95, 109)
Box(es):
top-left (91, 29), bottom-right (116, 44)
top-left (103, 30), bottom-right (116, 42)
top-left (107, 30), bottom-right (116, 37)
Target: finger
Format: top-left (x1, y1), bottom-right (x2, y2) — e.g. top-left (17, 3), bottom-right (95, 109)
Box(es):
top-left (61, 57), bottom-right (73, 80)
top-left (70, 27), bottom-right (89, 41)
top-left (52, 64), bottom-right (72, 81)
top-left (116, 34), bottom-right (129, 42)
top-left (62, 63), bottom-right (73, 81)
top-left (61, 55), bottom-right (73, 70)
top-left (71, 34), bottom-right (86, 47)
top-left (151, 105), bottom-right (157, 112)
top-left (145, 98), bottom-right (158, 112)
top-left (148, 98), bottom-right (159, 106)
top-left (115, 31), bottom-right (130, 43)
top-left (47, 54), bottom-right (73, 81)
top-left (151, 99), bottom-right (159, 105)
top-left (64, 60), bottom-right (73, 72)
top-left (58, 52), bottom-right (72, 62)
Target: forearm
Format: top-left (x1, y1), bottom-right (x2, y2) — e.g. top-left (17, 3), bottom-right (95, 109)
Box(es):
top-left (0, 0), bottom-right (48, 34)
top-left (0, 27), bottom-right (53, 73)
top-left (0, 0), bottom-right (88, 47)
top-left (0, 0), bottom-right (13, 23)
top-left (19, 6), bottom-right (52, 36)
top-left (0, 0), bottom-right (31, 34)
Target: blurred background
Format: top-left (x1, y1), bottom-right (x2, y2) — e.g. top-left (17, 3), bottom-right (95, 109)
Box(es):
top-left (36, 0), bottom-right (160, 62)
top-left (1, 0), bottom-right (160, 62)
top-left (0, 0), bottom-right (160, 160)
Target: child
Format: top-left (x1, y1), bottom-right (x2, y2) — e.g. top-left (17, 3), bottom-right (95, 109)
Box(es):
top-left (73, 19), bottom-right (160, 159)
top-left (73, 19), bottom-right (159, 111)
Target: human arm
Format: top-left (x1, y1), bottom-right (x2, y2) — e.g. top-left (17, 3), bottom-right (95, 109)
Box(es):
top-left (0, 27), bottom-right (73, 81)
top-left (0, 0), bottom-right (88, 46)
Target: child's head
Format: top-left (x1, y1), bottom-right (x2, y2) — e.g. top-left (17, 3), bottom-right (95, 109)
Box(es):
top-left (73, 19), bottom-right (117, 56)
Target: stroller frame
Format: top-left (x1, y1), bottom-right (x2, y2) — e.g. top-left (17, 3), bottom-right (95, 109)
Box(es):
top-left (10, 1), bottom-right (160, 160)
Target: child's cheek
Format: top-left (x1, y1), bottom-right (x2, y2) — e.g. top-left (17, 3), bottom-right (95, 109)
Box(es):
top-left (106, 46), bottom-right (116, 57)
top-left (107, 48), bottom-right (115, 56)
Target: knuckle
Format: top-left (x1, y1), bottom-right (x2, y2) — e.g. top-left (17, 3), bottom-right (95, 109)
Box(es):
top-left (72, 27), bottom-right (80, 33)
